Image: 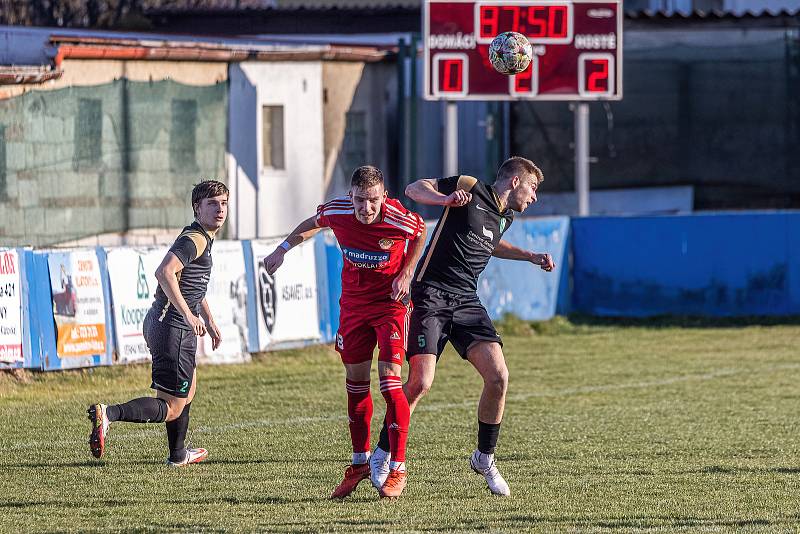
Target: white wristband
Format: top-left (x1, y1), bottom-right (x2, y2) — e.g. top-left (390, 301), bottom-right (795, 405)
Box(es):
top-left (279, 240), bottom-right (291, 252)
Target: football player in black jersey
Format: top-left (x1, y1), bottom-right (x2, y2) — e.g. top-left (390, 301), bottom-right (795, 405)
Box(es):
top-left (87, 180), bottom-right (228, 466)
top-left (370, 157), bottom-right (554, 495)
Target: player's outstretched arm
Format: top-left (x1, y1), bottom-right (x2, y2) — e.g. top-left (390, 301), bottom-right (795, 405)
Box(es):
top-left (492, 239), bottom-right (555, 272)
top-left (199, 298), bottom-right (222, 350)
top-left (405, 178), bottom-right (472, 207)
top-left (391, 224), bottom-right (428, 301)
top-left (263, 216), bottom-right (323, 275)
top-left (155, 253), bottom-right (207, 336)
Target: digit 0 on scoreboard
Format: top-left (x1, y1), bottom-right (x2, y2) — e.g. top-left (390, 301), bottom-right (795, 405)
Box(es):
top-left (433, 53), bottom-right (469, 97)
top-left (578, 53), bottom-right (614, 97)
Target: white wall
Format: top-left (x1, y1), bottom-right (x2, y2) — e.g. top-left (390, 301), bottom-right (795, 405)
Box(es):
top-left (228, 61), bottom-right (325, 238)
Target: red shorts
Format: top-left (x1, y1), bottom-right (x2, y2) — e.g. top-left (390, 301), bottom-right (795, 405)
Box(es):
top-left (335, 299), bottom-right (412, 365)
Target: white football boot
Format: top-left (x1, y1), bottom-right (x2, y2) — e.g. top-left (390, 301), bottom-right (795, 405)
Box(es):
top-left (470, 450), bottom-right (511, 496)
top-left (370, 446), bottom-right (391, 489)
top-left (166, 447), bottom-right (208, 467)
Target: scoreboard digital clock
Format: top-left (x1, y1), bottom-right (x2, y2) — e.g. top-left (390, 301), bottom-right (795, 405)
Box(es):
top-left (424, 0), bottom-right (622, 100)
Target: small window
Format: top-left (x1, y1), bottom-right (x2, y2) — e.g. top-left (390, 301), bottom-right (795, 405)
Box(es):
top-left (170, 99), bottom-right (198, 172)
top-left (73, 98), bottom-right (102, 169)
top-left (262, 105), bottom-right (285, 170)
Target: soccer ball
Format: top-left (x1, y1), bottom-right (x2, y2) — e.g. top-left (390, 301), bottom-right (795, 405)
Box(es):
top-left (488, 32), bottom-right (533, 75)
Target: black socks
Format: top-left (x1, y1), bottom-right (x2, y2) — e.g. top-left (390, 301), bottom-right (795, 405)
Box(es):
top-left (378, 419), bottom-right (390, 452)
top-left (166, 403), bottom-right (191, 463)
top-left (477, 420), bottom-right (501, 455)
top-left (106, 397), bottom-right (168, 423)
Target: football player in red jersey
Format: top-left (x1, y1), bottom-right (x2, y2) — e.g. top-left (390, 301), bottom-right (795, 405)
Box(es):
top-left (263, 166), bottom-right (426, 499)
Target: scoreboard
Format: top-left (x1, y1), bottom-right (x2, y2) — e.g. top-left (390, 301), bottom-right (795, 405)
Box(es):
top-left (424, 0), bottom-right (623, 100)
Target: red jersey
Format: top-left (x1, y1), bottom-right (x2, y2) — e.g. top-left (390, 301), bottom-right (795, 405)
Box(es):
top-left (316, 196), bottom-right (425, 303)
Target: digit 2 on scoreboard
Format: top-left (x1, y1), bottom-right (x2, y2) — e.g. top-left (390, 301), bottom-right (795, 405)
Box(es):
top-left (578, 53), bottom-right (614, 97)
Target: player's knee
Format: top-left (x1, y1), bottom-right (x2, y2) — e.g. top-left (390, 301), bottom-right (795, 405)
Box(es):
top-left (406, 373), bottom-right (433, 401)
top-left (164, 400), bottom-right (186, 422)
top-left (485, 367), bottom-right (509, 395)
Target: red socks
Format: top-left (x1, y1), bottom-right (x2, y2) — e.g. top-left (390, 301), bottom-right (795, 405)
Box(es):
top-left (345, 379), bottom-right (372, 455)
top-left (379, 375), bottom-right (409, 463)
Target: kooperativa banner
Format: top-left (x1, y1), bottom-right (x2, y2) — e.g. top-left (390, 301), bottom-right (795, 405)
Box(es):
top-left (106, 247), bottom-right (166, 364)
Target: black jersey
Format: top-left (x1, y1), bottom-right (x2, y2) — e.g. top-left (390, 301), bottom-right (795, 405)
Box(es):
top-left (153, 221), bottom-right (214, 329)
top-left (413, 175), bottom-right (514, 296)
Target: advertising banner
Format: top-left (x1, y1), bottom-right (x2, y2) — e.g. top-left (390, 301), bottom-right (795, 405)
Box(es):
top-left (47, 250), bottom-right (107, 358)
top-left (197, 240), bottom-right (250, 364)
top-left (250, 239), bottom-right (320, 350)
top-left (106, 247), bottom-right (166, 364)
top-left (0, 249), bottom-right (23, 364)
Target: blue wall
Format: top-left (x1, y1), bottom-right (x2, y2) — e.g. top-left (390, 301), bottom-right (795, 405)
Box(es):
top-left (572, 212), bottom-right (800, 316)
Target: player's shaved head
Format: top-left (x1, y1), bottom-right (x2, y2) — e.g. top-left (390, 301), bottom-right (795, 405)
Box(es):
top-left (351, 165), bottom-right (385, 190)
top-left (495, 156), bottom-right (543, 186)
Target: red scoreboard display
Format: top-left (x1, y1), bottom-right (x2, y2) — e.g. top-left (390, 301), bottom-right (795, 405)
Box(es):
top-left (424, 0), bottom-right (622, 100)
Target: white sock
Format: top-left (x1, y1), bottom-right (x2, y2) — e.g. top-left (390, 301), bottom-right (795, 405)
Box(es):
top-left (373, 446), bottom-right (389, 460)
top-left (352, 451), bottom-right (370, 465)
top-left (389, 460), bottom-right (406, 472)
top-left (472, 450), bottom-right (494, 467)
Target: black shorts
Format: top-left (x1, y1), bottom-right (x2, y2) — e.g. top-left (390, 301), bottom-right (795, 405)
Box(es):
top-left (407, 284), bottom-right (502, 360)
top-left (143, 308), bottom-right (197, 398)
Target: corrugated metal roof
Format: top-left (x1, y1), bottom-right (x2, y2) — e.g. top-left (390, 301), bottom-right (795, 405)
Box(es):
top-left (625, 7), bottom-right (800, 18)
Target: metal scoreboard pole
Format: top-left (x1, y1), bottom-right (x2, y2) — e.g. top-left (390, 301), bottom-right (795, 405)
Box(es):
top-left (574, 103), bottom-right (590, 216)
top-left (445, 101), bottom-right (459, 177)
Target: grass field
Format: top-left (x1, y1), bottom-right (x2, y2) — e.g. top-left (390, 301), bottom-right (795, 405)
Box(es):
top-left (1, 317), bottom-right (800, 533)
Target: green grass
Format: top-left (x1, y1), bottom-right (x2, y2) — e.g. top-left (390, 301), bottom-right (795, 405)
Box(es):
top-left (2, 317), bottom-right (800, 533)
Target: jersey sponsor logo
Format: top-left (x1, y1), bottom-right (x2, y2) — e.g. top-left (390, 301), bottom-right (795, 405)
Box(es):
top-left (389, 331), bottom-right (401, 340)
top-left (482, 226), bottom-right (494, 241)
top-left (467, 230), bottom-right (495, 253)
top-left (341, 247), bottom-right (390, 269)
top-left (378, 238), bottom-right (394, 250)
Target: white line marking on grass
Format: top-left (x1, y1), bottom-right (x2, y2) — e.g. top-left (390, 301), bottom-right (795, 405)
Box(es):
top-left (7, 363), bottom-right (800, 453)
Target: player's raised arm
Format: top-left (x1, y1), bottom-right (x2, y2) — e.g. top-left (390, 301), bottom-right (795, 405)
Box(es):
top-left (405, 178), bottom-right (472, 207)
top-left (263, 215), bottom-right (323, 275)
top-left (492, 239), bottom-right (555, 272)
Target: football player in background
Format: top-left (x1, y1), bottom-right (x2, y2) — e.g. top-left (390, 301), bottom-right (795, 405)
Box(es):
top-left (87, 180), bottom-right (229, 466)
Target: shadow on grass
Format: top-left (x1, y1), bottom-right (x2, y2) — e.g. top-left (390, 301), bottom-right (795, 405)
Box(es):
top-left (0, 499), bottom-right (129, 509)
top-left (509, 515), bottom-right (774, 529)
top-left (689, 465), bottom-right (800, 475)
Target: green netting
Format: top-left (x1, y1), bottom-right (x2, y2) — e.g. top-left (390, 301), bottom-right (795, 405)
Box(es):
top-left (0, 79), bottom-right (227, 246)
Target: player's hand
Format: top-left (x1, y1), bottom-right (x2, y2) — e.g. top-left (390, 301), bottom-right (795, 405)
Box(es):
top-left (531, 253), bottom-right (555, 272)
top-left (186, 314), bottom-right (207, 336)
top-left (443, 189), bottom-right (472, 207)
top-left (391, 270), bottom-right (413, 301)
top-left (208, 320), bottom-right (222, 350)
top-left (263, 249), bottom-right (285, 275)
